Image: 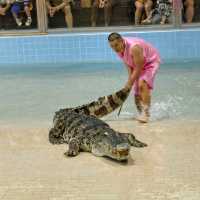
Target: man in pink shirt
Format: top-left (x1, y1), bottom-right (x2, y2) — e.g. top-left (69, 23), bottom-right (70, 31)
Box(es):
top-left (108, 32), bottom-right (160, 123)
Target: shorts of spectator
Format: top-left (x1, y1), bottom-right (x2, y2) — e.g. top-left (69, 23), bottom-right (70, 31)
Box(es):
top-left (134, 0), bottom-right (153, 25)
top-left (46, 0), bottom-right (73, 28)
top-left (142, 0), bottom-right (172, 24)
top-left (91, 0), bottom-right (118, 27)
top-left (11, 0), bottom-right (32, 27)
top-left (183, 0), bottom-right (194, 22)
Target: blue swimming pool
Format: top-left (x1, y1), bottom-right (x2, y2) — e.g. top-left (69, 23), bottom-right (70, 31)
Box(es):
top-left (0, 61), bottom-right (200, 126)
top-left (0, 29), bottom-right (200, 126)
top-left (0, 29), bottom-right (200, 65)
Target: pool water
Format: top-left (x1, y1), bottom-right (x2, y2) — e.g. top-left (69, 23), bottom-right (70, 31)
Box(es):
top-left (0, 62), bottom-right (200, 127)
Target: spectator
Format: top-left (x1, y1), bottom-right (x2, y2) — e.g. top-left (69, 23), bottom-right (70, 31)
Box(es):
top-left (134, 0), bottom-right (153, 25)
top-left (142, 0), bottom-right (172, 24)
top-left (183, 0), bottom-right (194, 23)
top-left (46, 0), bottom-right (73, 28)
top-left (91, 0), bottom-right (117, 27)
top-left (11, 0), bottom-right (32, 27)
top-left (0, 0), bottom-right (11, 16)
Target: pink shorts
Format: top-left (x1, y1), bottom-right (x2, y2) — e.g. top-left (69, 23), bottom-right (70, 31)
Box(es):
top-left (132, 62), bottom-right (160, 95)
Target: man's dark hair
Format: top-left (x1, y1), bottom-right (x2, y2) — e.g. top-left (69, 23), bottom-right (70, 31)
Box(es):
top-left (108, 32), bottom-right (122, 42)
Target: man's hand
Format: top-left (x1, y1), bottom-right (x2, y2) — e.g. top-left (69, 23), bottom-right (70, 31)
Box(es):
top-left (125, 78), bottom-right (133, 89)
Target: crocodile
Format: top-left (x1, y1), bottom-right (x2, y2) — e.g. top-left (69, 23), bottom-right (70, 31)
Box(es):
top-left (49, 110), bottom-right (147, 161)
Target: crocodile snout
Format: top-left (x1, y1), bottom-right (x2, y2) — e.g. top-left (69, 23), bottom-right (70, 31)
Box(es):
top-left (112, 143), bottom-right (130, 160)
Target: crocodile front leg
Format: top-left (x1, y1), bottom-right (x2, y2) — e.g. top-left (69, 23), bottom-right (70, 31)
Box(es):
top-left (49, 128), bottom-right (64, 144)
top-left (64, 138), bottom-right (80, 157)
top-left (123, 133), bottom-right (147, 148)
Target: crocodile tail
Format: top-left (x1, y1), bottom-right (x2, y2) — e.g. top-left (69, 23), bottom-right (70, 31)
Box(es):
top-left (72, 84), bottom-right (131, 118)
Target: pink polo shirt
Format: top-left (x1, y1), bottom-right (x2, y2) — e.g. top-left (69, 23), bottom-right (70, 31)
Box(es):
top-left (118, 37), bottom-right (161, 70)
top-left (117, 37), bottom-right (161, 94)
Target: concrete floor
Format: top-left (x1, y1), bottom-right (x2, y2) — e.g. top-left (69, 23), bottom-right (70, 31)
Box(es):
top-left (0, 119), bottom-right (200, 200)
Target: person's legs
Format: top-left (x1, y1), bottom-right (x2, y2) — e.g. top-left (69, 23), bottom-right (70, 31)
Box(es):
top-left (24, 5), bottom-right (31, 18)
top-left (141, 9), bottom-right (154, 24)
top-left (91, 0), bottom-right (99, 26)
top-left (134, 0), bottom-right (144, 25)
top-left (139, 81), bottom-right (151, 108)
top-left (104, 0), bottom-right (112, 26)
top-left (151, 13), bottom-right (162, 24)
top-left (133, 63), bottom-right (160, 123)
top-left (167, 13), bottom-right (173, 24)
top-left (11, 3), bottom-right (22, 26)
top-left (63, 3), bottom-right (73, 28)
top-left (135, 80), bottom-right (151, 123)
top-left (184, 0), bottom-right (194, 23)
top-left (144, 0), bottom-right (153, 18)
top-left (24, 3), bottom-right (32, 26)
top-left (134, 95), bottom-right (142, 113)
top-left (160, 15), bottom-right (167, 24)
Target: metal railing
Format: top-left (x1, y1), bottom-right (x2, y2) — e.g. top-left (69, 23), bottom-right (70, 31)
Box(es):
top-left (0, 0), bottom-right (199, 36)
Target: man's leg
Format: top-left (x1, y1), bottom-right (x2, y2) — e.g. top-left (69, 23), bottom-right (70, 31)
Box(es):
top-left (136, 80), bottom-right (151, 123)
top-left (134, 95), bottom-right (142, 113)
top-left (135, 62), bottom-right (159, 123)
top-left (63, 4), bottom-right (73, 28)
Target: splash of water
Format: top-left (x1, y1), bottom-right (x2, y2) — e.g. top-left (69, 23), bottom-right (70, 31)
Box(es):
top-left (151, 95), bottom-right (184, 121)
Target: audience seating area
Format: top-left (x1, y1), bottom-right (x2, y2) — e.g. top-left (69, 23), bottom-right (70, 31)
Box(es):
top-left (0, 0), bottom-right (200, 30)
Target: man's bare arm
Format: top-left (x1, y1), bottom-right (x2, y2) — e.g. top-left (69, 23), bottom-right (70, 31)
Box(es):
top-left (128, 45), bottom-right (144, 86)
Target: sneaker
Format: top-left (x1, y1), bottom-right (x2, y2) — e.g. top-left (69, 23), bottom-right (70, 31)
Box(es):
top-left (25, 17), bottom-right (32, 26)
top-left (137, 111), bottom-right (149, 123)
top-left (16, 18), bottom-right (22, 27)
top-left (137, 105), bottom-right (150, 123)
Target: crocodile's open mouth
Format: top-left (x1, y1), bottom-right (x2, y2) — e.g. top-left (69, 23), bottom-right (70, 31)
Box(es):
top-left (112, 149), bottom-right (129, 160)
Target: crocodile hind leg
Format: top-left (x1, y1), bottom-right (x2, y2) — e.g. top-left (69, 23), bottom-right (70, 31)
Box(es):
top-left (64, 138), bottom-right (80, 157)
top-left (123, 133), bottom-right (147, 148)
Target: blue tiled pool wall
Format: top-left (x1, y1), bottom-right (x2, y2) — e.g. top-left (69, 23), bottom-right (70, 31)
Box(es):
top-left (0, 29), bottom-right (199, 65)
